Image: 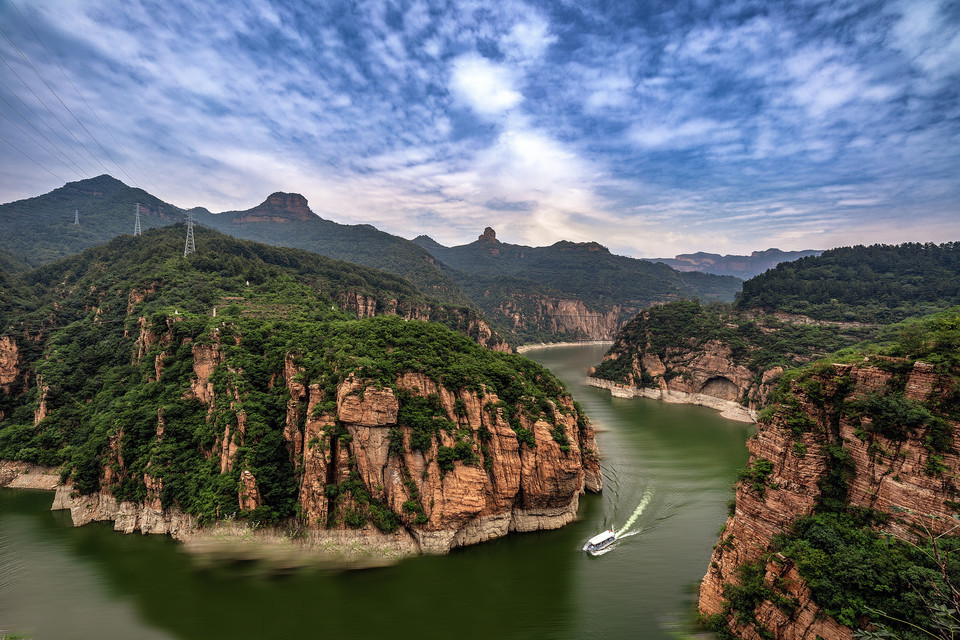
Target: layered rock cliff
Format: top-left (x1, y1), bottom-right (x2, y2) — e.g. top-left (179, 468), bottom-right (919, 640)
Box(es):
top-left (0, 227), bottom-right (597, 560)
top-left (3, 311), bottom-right (599, 559)
top-left (699, 351), bottom-right (960, 638)
top-left (493, 295), bottom-right (625, 341)
top-left (588, 301), bottom-right (876, 420)
top-left (38, 326), bottom-right (601, 555)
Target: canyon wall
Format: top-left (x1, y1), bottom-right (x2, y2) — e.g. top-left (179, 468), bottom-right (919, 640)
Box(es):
top-left (589, 339), bottom-right (771, 420)
top-left (3, 317), bottom-right (600, 559)
top-left (698, 359), bottom-right (960, 639)
top-left (492, 295), bottom-right (628, 341)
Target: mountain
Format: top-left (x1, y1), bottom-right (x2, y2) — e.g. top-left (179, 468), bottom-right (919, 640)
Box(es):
top-left (0, 176), bottom-right (743, 344)
top-left (647, 248), bottom-right (822, 279)
top-left (413, 227), bottom-right (743, 342)
top-left (0, 175), bottom-right (471, 306)
top-left (198, 192), bottom-right (472, 306)
top-left (0, 227), bottom-right (600, 558)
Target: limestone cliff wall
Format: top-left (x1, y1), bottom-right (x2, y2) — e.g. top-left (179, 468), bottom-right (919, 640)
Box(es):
top-left (698, 360), bottom-right (960, 639)
top-left (492, 296), bottom-right (628, 341)
top-left (590, 339), bottom-right (773, 419)
top-left (336, 293), bottom-right (510, 351)
top-left (8, 329), bottom-right (600, 558)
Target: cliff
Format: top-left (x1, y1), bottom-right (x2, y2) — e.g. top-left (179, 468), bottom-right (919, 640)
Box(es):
top-left (227, 193), bottom-right (314, 224)
top-left (411, 229), bottom-right (742, 343)
top-left (0, 235), bottom-right (600, 559)
top-left (494, 295), bottom-right (625, 341)
top-left (699, 337), bottom-right (960, 638)
top-left (588, 301), bottom-right (873, 418)
top-left (1, 332), bottom-right (600, 557)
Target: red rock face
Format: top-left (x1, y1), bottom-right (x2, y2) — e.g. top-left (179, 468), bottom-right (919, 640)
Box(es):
top-left (496, 296), bottom-right (626, 340)
top-left (275, 366), bottom-right (602, 553)
top-left (230, 192), bottom-right (314, 223)
top-left (0, 336), bottom-right (20, 393)
top-left (62, 311), bottom-right (597, 553)
top-left (699, 360), bottom-right (960, 639)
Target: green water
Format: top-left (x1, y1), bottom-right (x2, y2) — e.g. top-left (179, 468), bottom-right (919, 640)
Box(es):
top-left (0, 345), bottom-right (751, 640)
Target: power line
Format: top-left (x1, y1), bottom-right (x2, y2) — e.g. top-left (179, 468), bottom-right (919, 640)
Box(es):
top-left (0, 98), bottom-right (86, 179)
top-left (0, 132), bottom-right (66, 182)
top-left (0, 43), bottom-right (110, 173)
top-left (0, 50), bottom-right (101, 175)
top-left (0, 76), bottom-right (91, 177)
top-left (0, 22), bottom-right (142, 189)
top-left (8, 0), bottom-right (162, 196)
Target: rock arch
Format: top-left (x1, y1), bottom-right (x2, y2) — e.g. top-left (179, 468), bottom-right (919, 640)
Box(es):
top-left (699, 376), bottom-right (740, 402)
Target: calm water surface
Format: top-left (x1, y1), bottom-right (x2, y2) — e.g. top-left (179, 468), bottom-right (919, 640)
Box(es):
top-left (0, 345), bottom-right (751, 640)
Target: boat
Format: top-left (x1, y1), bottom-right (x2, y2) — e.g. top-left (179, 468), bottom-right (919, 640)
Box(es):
top-left (583, 528), bottom-right (617, 556)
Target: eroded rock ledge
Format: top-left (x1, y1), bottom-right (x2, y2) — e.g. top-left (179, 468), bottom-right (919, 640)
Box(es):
top-left (586, 376), bottom-right (757, 423)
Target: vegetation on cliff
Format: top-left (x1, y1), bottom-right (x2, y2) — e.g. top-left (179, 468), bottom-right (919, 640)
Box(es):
top-left (706, 308), bottom-right (960, 640)
top-left (0, 227), bottom-right (596, 537)
top-left (592, 300), bottom-right (876, 388)
top-left (736, 242), bottom-right (960, 323)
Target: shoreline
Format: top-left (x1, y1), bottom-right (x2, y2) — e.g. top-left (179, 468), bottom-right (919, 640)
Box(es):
top-left (0, 460), bottom-right (585, 570)
top-left (516, 340), bottom-right (613, 354)
top-left (585, 376), bottom-right (757, 423)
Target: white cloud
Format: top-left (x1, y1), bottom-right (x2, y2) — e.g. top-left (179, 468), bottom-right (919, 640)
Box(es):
top-left (629, 118), bottom-right (740, 150)
top-left (449, 54), bottom-right (522, 117)
top-left (500, 16), bottom-right (556, 62)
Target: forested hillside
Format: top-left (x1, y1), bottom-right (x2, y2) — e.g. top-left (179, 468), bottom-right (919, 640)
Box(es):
top-left (0, 227), bottom-right (599, 547)
top-left (701, 307), bottom-right (960, 640)
top-left (0, 175), bottom-right (471, 305)
top-left (736, 242), bottom-right (960, 323)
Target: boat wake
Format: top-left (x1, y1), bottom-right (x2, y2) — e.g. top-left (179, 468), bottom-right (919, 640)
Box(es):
top-left (615, 490), bottom-right (652, 538)
top-left (583, 489), bottom-right (653, 555)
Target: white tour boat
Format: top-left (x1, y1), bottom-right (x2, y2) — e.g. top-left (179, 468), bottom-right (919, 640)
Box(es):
top-left (583, 528), bottom-right (617, 556)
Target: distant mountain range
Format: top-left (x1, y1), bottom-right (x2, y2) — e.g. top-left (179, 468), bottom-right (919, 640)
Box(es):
top-left (413, 227), bottom-right (742, 342)
top-left (2, 175), bottom-right (748, 343)
top-left (647, 248), bottom-right (823, 279)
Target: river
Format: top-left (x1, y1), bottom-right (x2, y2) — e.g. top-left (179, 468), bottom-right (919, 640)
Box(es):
top-left (0, 344), bottom-right (752, 640)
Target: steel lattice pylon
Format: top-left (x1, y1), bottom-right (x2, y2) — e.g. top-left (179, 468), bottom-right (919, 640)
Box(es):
top-left (183, 209), bottom-right (195, 256)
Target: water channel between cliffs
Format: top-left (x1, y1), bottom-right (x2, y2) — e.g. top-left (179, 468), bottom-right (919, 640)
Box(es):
top-left (0, 344), bottom-right (752, 640)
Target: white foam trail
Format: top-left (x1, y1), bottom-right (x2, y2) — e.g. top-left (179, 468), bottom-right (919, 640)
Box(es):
top-left (616, 490), bottom-right (652, 537)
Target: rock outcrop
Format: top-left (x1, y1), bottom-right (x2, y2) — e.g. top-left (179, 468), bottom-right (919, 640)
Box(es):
top-left (589, 338), bottom-right (764, 420)
top-left (495, 296), bottom-right (625, 341)
top-left (699, 359), bottom-right (960, 639)
top-left (0, 336), bottom-right (19, 394)
top-left (229, 192), bottom-right (314, 224)
top-left (9, 319), bottom-right (600, 560)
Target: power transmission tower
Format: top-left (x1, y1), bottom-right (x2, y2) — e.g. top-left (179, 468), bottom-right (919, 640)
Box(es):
top-left (134, 203), bottom-right (142, 236)
top-left (183, 209), bottom-right (195, 257)
top-left (73, 209), bottom-right (79, 224)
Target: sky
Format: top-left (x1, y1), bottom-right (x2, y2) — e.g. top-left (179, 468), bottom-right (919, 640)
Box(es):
top-left (0, 0), bottom-right (958, 258)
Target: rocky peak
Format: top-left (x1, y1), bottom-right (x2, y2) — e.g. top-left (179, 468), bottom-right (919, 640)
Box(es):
top-left (231, 192), bottom-right (313, 223)
top-left (478, 227), bottom-right (498, 243)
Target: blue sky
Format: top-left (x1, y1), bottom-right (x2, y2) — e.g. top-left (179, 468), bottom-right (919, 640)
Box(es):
top-left (0, 0), bottom-right (958, 257)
